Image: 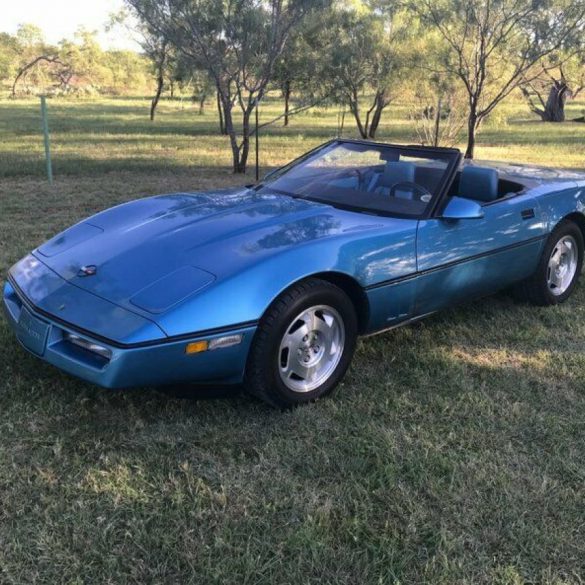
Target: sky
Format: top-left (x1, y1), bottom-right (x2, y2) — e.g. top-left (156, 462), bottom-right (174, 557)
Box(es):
top-left (2, 0), bottom-right (141, 50)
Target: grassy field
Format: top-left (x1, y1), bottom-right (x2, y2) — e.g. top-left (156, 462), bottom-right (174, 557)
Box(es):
top-left (1, 96), bottom-right (585, 584)
top-left (1, 95), bottom-right (585, 179)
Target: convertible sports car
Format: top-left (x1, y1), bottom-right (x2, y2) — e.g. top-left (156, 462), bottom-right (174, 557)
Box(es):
top-left (4, 139), bottom-right (585, 406)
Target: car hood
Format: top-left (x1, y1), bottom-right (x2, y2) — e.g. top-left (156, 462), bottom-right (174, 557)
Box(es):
top-left (32, 187), bottom-right (385, 315)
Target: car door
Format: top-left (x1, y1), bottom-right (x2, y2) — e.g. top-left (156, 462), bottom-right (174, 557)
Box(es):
top-left (414, 192), bottom-right (547, 315)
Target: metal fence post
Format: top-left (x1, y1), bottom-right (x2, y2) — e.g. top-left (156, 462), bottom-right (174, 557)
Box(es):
top-left (40, 95), bottom-right (54, 185)
top-left (255, 99), bottom-right (260, 182)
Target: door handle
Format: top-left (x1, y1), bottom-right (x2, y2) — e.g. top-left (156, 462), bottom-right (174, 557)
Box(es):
top-left (521, 208), bottom-right (535, 220)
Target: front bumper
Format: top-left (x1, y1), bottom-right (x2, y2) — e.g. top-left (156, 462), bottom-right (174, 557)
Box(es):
top-left (3, 279), bottom-right (256, 389)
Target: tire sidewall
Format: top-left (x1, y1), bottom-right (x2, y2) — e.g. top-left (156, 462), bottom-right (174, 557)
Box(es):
top-left (541, 221), bottom-right (584, 304)
top-left (252, 282), bottom-right (358, 406)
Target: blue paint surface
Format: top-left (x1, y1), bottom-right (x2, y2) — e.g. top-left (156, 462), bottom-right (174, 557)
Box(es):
top-left (4, 150), bottom-right (585, 390)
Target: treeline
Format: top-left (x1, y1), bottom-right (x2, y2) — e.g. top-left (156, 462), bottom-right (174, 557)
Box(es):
top-left (0, 24), bottom-right (151, 97)
top-left (123, 0), bottom-right (585, 172)
top-left (2, 1), bottom-right (585, 173)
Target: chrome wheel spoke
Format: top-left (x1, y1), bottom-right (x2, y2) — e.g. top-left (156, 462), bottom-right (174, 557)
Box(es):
top-left (550, 246), bottom-right (562, 265)
top-left (278, 304), bottom-right (345, 394)
top-left (563, 240), bottom-right (573, 255)
top-left (309, 310), bottom-right (330, 336)
top-left (288, 361), bottom-right (315, 382)
top-left (286, 322), bottom-right (310, 348)
top-left (549, 269), bottom-right (563, 289)
top-left (547, 235), bottom-right (578, 296)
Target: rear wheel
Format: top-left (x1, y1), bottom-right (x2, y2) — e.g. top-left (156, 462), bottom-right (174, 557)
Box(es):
top-left (245, 278), bottom-right (358, 408)
top-left (514, 220), bottom-right (583, 306)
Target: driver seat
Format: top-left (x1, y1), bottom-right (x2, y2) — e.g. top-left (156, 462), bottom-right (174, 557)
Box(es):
top-left (372, 161), bottom-right (416, 199)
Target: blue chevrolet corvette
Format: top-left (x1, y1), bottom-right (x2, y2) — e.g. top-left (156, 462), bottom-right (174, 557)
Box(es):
top-left (4, 139), bottom-right (585, 406)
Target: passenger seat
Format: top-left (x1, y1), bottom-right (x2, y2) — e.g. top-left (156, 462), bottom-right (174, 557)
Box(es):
top-left (459, 166), bottom-right (499, 202)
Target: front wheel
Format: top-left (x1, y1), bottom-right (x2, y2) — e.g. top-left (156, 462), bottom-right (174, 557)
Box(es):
top-left (514, 220), bottom-right (583, 306)
top-left (245, 278), bottom-right (358, 408)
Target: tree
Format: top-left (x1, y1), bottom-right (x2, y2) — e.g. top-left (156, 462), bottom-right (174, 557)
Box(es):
top-left (57, 29), bottom-right (112, 94)
top-left (173, 56), bottom-right (215, 115)
top-left (521, 54), bottom-right (585, 121)
top-left (410, 71), bottom-right (467, 147)
top-left (272, 27), bottom-right (313, 126)
top-left (12, 54), bottom-right (70, 97)
top-left (126, 0), bottom-right (326, 173)
top-left (191, 71), bottom-right (215, 115)
top-left (0, 33), bottom-right (20, 83)
top-left (108, 9), bottom-right (175, 119)
top-left (15, 23), bottom-right (45, 47)
top-left (323, 4), bottom-right (405, 139)
top-left (4, 22), bottom-right (151, 96)
top-left (271, 11), bottom-right (339, 129)
top-left (273, 37), bottom-right (299, 127)
top-left (149, 38), bottom-right (170, 120)
top-left (409, 0), bottom-right (585, 158)
top-left (102, 50), bottom-right (151, 94)
top-left (216, 85), bottom-right (227, 134)
top-left (10, 24), bottom-right (60, 97)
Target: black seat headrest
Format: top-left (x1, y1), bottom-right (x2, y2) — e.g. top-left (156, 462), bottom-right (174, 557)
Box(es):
top-left (459, 166), bottom-right (498, 202)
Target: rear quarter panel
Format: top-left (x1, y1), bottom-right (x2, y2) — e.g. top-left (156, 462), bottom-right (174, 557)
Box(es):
top-left (535, 180), bottom-right (585, 232)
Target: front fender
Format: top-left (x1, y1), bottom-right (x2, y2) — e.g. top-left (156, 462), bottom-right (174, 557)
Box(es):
top-left (154, 227), bottom-right (417, 337)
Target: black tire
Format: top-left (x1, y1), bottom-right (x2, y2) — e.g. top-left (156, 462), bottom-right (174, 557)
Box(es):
top-left (513, 219), bottom-right (583, 306)
top-left (245, 278), bottom-right (358, 408)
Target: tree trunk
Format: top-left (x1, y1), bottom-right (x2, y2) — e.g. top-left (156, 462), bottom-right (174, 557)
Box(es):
top-left (150, 73), bottom-right (164, 121)
top-left (220, 92), bottom-right (251, 174)
top-left (169, 80), bottom-right (175, 99)
top-left (236, 110), bottom-right (252, 173)
top-left (464, 112), bottom-right (477, 159)
top-left (221, 97), bottom-right (241, 173)
top-left (367, 91), bottom-right (387, 139)
top-left (433, 97), bottom-right (442, 147)
top-left (525, 79), bottom-right (570, 122)
top-left (349, 98), bottom-right (367, 139)
top-left (283, 80), bottom-right (291, 126)
top-left (198, 93), bottom-right (206, 115)
top-left (337, 108), bottom-right (346, 137)
top-left (542, 81), bottom-right (568, 122)
top-left (216, 89), bottom-right (227, 135)
top-left (237, 145), bottom-right (250, 173)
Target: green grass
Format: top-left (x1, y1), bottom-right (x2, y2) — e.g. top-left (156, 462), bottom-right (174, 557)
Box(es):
top-left (1, 95), bottom-right (584, 179)
top-left (1, 96), bottom-right (585, 584)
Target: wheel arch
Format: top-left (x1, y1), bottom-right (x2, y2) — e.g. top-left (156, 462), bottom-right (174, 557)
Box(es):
top-left (560, 212), bottom-right (585, 242)
top-left (261, 271), bottom-right (370, 335)
top-left (310, 271), bottom-right (370, 334)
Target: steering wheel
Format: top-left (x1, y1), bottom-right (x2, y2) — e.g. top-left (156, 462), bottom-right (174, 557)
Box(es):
top-left (389, 181), bottom-right (432, 202)
top-left (351, 168), bottom-right (367, 190)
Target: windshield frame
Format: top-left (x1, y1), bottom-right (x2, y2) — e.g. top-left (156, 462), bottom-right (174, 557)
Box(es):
top-left (259, 139), bottom-right (462, 220)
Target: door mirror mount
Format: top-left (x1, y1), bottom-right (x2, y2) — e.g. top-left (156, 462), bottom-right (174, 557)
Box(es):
top-left (441, 196), bottom-right (484, 220)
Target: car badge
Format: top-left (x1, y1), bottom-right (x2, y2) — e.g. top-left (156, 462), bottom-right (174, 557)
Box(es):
top-left (78, 265), bottom-right (97, 277)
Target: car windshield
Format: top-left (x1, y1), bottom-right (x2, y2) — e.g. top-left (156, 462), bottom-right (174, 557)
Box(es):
top-left (259, 141), bottom-right (460, 218)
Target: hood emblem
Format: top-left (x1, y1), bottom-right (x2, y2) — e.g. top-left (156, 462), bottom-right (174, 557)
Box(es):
top-left (78, 265), bottom-right (97, 277)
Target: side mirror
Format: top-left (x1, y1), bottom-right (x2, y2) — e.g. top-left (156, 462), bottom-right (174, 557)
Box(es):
top-left (441, 196), bottom-right (484, 220)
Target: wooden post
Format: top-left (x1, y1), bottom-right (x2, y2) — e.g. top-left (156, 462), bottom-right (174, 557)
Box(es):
top-left (40, 96), bottom-right (53, 185)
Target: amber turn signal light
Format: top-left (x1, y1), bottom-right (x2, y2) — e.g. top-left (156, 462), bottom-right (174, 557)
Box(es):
top-left (185, 340), bottom-right (209, 354)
